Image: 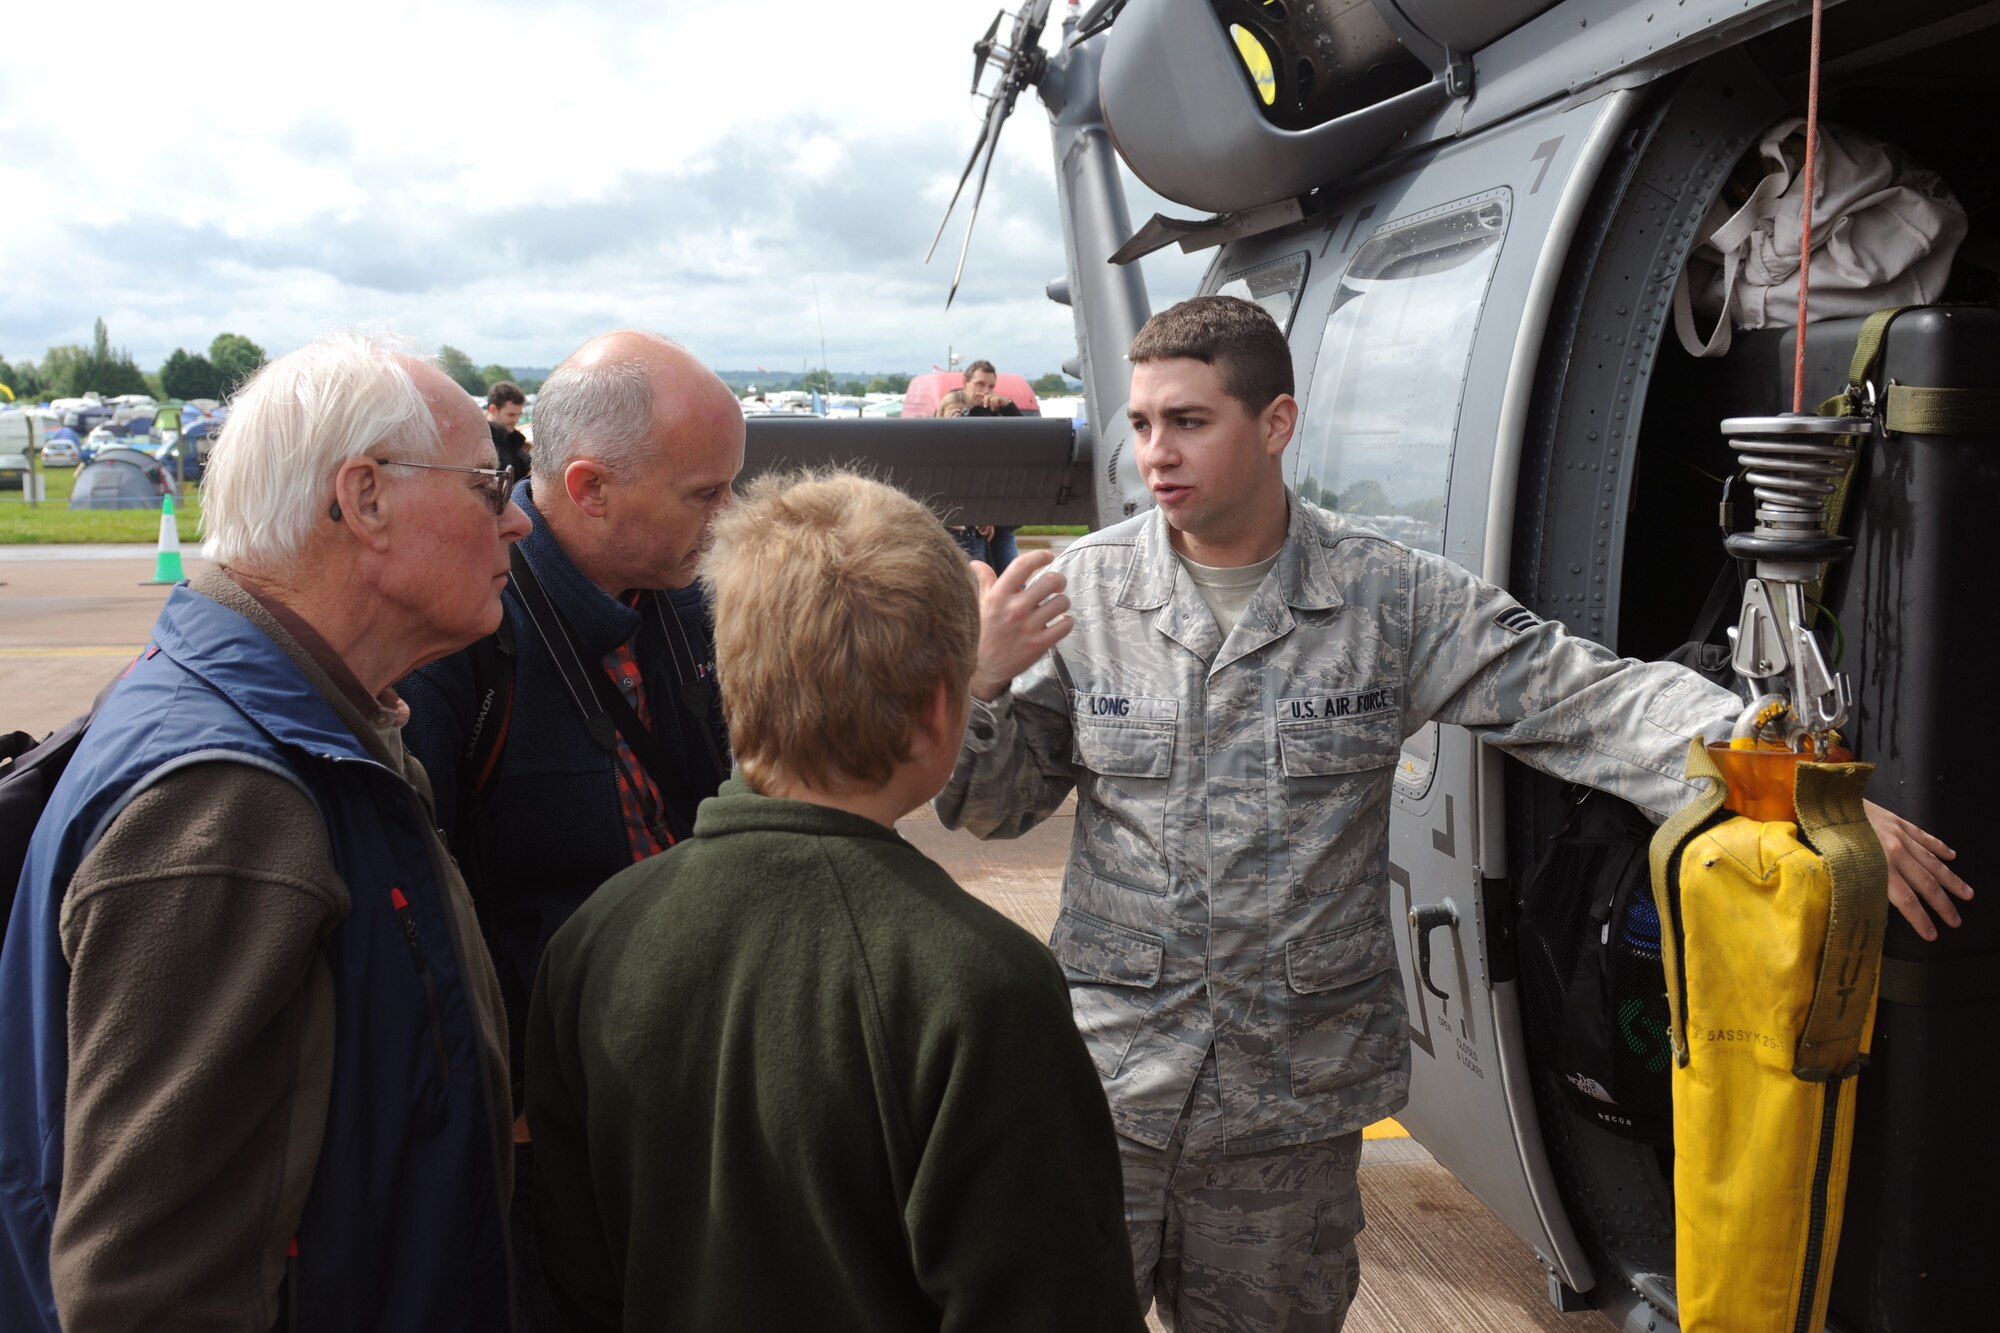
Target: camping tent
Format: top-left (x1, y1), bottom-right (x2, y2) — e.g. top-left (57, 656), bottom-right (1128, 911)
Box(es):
top-left (68, 458), bottom-right (166, 510)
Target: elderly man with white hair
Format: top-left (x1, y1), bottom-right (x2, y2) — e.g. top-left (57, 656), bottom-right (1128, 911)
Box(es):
top-left (0, 334), bottom-right (531, 1332)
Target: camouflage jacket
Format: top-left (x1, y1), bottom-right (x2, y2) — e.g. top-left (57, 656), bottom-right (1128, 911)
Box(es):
top-left (935, 497), bottom-right (1743, 1153)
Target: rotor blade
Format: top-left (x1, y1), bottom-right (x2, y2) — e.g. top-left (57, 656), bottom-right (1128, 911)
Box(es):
top-left (924, 90), bottom-right (1010, 265)
top-left (946, 97), bottom-right (1012, 307)
top-left (970, 10), bottom-right (1003, 91)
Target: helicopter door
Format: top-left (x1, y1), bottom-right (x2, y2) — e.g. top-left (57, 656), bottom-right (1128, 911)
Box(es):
top-left (1284, 90), bottom-right (1641, 1299)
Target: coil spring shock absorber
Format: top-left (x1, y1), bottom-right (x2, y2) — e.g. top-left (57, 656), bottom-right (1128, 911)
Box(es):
top-left (1719, 411), bottom-right (1870, 753)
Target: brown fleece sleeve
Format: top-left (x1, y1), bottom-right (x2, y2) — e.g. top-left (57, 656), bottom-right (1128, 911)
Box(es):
top-left (52, 763), bottom-right (350, 1333)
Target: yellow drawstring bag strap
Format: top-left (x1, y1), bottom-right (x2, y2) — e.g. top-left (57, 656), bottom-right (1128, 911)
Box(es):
top-left (1650, 739), bottom-right (1887, 1332)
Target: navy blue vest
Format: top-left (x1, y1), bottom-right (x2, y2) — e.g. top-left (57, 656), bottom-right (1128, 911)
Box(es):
top-left (0, 586), bottom-right (511, 1330)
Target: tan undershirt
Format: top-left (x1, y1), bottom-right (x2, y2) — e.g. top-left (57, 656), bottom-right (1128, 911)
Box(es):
top-left (1176, 550), bottom-right (1280, 639)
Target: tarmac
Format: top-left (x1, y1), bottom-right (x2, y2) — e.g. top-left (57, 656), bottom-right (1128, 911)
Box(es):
top-left (0, 546), bottom-right (210, 738)
top-left (0, 544), bottom-right (1613, 1332)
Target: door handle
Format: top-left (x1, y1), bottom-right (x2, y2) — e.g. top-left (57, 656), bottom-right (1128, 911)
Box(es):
top-left (1409, 899), bottom-right (1461, 1002)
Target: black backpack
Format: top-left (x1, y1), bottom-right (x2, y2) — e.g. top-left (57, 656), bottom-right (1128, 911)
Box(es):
top-left (1518, 789), bottom-right (1677, 1143)
top-left (1511, 559), bottom-right (1743, 1142)
top-left (0, 679), bottom-right (122, 944)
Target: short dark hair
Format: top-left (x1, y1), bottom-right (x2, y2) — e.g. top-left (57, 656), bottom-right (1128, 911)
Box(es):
top-left (964, 359), bottom-right (997, 379)
top-left (486, 380), bottom-right (527, 409)
top-left (1127, 296), bottom-right (1292, 413)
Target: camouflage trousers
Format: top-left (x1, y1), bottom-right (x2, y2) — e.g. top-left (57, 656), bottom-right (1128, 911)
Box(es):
top-left (1119, 1052), bottom-right (1366, 1332)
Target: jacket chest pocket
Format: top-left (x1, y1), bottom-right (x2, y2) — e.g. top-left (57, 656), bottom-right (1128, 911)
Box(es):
top-left (1277, 704), bottom-right (1400, 900)
top-left (1071, 694), bottom-right (1176, 893)
top-left (1073, 719), bottom-right (1174, 778)
top-left (1277, 706), bottom-right (1399, 778)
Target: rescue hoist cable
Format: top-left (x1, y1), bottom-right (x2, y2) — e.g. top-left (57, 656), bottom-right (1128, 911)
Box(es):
top-left (1791, 0), bottom-right (1828, 414)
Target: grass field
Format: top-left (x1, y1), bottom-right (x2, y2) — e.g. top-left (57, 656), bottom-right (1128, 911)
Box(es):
top-left (0, 465), bottom-right (203, 544)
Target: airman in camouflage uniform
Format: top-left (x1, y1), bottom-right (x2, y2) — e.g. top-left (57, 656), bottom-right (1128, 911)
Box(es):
top-left (936, 296), bottom-right (1968, 1331)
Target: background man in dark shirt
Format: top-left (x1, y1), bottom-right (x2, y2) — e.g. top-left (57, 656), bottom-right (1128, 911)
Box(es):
top-left (401, 330), bottom-right (742, 1330)
top-left (486, 379), bottom-right (531, 480)
top-left (961, 358), bottom-right (1020, 570)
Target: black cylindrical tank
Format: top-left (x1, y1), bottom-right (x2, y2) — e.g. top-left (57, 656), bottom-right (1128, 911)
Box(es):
top-left (1725, 307), bottom-right (2000, 1331)
top-left (1820, 306), bottom-right (2000, 1333)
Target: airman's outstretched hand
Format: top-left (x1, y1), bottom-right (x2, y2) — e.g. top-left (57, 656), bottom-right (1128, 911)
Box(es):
top-left (1864, 800), bottom-right (1973, 941)
top-left (969, 550), bottom-right (1072, 702)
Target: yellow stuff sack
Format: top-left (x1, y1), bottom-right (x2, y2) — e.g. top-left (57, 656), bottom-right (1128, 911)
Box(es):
top-left (1649, 741), bottom-right (1887, 1333)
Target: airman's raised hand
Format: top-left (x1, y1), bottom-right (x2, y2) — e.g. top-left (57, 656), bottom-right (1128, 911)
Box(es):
top-left (970, 549), bottom-right (1072, 701)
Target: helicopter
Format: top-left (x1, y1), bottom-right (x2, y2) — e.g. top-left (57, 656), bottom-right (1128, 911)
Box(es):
top-left (741, 1), bottom-right (1997, 1329)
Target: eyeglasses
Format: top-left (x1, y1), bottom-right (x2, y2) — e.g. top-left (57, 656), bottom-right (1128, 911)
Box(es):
top-left (374, 458), bottom-right (516, 516)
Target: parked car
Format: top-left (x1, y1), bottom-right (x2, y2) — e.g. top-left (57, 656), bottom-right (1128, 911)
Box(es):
top-left (80, 425), bottom-right (121, 463)
top-left (0, 411), bottom-right (45, 491)
top-left (40, 438), bottom-right (79, 468)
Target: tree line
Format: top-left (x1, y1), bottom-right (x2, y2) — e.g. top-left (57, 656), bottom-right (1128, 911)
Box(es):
top-left (437, 347), bottom-right (541, 398)
top-left (0, 328), bottom-right (526, 404)
top-left (0, 322), bottom-right (1078, 407)
top-left (0, 320), bottom-right (266, 403)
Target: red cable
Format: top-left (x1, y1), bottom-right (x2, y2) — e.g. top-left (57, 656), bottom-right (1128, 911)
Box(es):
top-left (1793, 0), bottom-right (1827, 414)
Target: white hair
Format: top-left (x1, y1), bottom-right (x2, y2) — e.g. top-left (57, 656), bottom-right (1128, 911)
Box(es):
top-left (199, 332), bottom-right (441, 568)
top-left (528, 339), bottom-right (674, 486)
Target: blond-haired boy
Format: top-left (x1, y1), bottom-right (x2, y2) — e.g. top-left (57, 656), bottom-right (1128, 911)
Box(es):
top-left (525, 470), bottom-right (1142, 1332)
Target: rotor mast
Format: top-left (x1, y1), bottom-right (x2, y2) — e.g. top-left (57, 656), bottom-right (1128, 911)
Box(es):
top-left (1039, 0), bottom-right (1152, 525)
top-left (927, 0), bottom-right (1153, 527)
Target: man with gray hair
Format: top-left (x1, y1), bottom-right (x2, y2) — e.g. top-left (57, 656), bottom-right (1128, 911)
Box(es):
top-left (0, 333), bottom-right (529, 1330)
top-left (399, 329), bottom-right (741, 1329)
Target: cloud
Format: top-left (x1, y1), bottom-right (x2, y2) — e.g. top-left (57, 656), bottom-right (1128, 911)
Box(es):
top-left (0, 0), bottom-right (1208, 378)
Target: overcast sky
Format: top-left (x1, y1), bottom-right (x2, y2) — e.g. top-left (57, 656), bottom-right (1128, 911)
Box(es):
top-left (0, 0), bottom-right (1208, 379)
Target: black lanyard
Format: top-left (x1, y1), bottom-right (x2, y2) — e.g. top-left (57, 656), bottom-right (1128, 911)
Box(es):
top-left (507, 545), bottom-right (707, 839)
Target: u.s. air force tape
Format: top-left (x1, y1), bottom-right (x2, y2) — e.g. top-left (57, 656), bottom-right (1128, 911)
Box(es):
top-left (1278, 686), bottom-right (1397, 722)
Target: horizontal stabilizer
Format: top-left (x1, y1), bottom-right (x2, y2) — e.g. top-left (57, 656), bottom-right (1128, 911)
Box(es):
top-left (741, 416), bottom-right (1089, 528)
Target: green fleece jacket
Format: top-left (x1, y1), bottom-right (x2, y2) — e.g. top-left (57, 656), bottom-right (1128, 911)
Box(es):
top-left (526, 780), bottom-right (1142, 1332)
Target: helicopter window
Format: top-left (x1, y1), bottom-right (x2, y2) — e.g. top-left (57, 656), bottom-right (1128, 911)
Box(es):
top-left (1292, 191), bottom-right (1509, 800)
top-left (1292, 191), bottom-right (1509, 556)
top-left (1211, 251), bottom-right (1310, 335)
